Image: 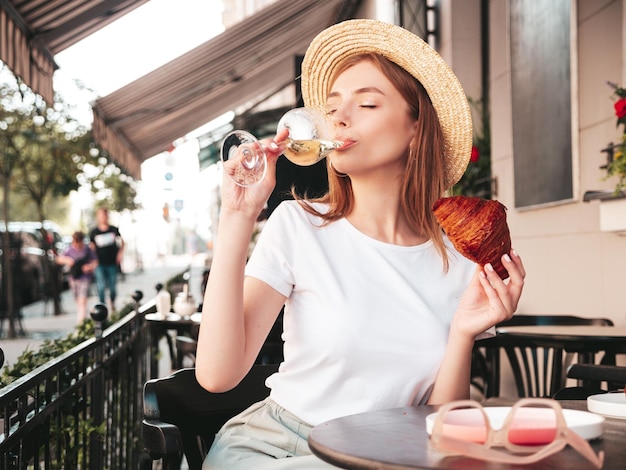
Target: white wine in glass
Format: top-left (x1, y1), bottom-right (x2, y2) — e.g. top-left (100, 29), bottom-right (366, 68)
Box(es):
top-left (277, 108), bottom-right (343, 166)
top-left (221, 107), bottom-right (343, 186)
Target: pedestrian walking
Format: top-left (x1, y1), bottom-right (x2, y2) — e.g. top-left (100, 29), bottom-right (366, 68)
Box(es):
top-left (56, 231), bottom-right (98, 324)
top-left (90, 207), bottom-right (124, 313)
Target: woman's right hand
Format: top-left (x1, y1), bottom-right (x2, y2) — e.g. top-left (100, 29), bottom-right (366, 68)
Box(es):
top-left (197, 130), bottom-right (289, 389)
top-left (220, 129), bottom-right (289, 218)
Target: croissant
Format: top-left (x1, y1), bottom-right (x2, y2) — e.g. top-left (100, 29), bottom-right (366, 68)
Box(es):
top-left (432, 196), bottom-right (511, 279)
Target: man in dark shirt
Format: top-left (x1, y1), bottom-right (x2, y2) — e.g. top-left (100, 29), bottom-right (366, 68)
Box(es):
top-left (90, 207), bottom-right (124, 312)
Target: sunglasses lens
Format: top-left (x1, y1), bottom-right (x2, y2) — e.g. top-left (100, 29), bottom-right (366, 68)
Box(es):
top-left (508, 406), bottom-right (558, 446)
top-left (440, 407), bottom-right (489, 444)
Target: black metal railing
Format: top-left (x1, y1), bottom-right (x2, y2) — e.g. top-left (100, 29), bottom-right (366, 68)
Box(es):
top-left (0, 297), bottom-right (153, 470)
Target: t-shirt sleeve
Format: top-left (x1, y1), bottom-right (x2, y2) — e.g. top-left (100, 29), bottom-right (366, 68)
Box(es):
top-left (245, 202), bottom-right (297, 298)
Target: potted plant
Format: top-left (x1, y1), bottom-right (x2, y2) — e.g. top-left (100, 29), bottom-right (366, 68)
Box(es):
top-left (604, 81), bottom-right (626, 194)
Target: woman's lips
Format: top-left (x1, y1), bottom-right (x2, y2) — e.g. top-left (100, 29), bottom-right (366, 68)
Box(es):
top-left (335, 138), bottom-right (355, 150)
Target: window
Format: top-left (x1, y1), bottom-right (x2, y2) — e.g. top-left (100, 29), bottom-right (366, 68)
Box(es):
top-left (510, 0), bottom-right (574, 207)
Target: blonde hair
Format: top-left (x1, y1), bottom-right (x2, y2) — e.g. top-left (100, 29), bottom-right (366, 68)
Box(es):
top-left (298, 53), bottom-right (450, 270)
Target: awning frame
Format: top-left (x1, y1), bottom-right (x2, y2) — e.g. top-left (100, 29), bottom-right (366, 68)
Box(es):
top-left (0, 0), bottom-right (149, 104)
top-left (91, 0), bottom-right (362, 179)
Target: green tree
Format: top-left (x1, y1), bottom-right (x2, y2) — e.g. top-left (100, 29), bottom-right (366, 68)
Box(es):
top-left (0, 81), bottom-right (26, 337)
top-left (0, 191), bottom-right (71, 223)
top-left (13, 109), bottom-right (87, 222)
top-left (1, 67), bottom-right (141, 332)
top-left (1, 75), bottom-right (90, 321)
top-left (12, 105), bottom-right (95, 318)
top-left (85, 158), bottom-right (140, 213)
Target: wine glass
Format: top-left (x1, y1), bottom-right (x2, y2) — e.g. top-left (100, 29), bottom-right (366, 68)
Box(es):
top-left (220, 107), bottom-right (343, 186)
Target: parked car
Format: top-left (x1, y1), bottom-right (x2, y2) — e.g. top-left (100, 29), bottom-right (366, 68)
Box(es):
top-left (0, 221), bottom-right (66, 308)
top-left (6, 220), bottom-right (65, 254)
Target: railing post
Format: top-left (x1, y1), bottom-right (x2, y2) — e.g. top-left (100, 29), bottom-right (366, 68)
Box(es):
top-left (90, 303), bottom-right (108, 339)
top-left (89, 304), bottom-right (108, 469)
top-left (132, 290), bottom-right (144, 311)
top-left (0, 305), bottom-right (148, 468)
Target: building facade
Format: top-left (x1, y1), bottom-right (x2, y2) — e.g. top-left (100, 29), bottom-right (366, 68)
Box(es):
top-left (219, 0), bottom-right (626, 326)
top-left (373, 0), bottom-right (626, 326)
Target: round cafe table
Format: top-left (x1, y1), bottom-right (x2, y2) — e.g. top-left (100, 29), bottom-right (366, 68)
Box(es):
top-left (308, 399), bottom-right (624, 469)
top-left (145, 312), bottom-right (201, 378)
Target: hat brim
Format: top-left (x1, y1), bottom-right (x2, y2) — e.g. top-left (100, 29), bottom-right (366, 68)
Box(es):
top-left (301, 19), bottom-right (473, 189)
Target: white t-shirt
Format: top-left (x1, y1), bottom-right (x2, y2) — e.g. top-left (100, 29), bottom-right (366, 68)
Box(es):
top-left (245, 200), bottom-right (476, 425)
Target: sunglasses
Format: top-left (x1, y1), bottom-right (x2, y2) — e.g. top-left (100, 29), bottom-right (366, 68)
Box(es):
top-left (430, 398), bottom-right (604, 468)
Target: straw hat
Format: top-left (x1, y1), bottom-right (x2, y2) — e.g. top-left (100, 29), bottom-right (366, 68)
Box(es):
top-left (301, 19), bottom-right (473, 189)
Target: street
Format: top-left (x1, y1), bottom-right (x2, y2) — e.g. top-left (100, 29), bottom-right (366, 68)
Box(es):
top-left (1, 253), bottom-right (208, 371)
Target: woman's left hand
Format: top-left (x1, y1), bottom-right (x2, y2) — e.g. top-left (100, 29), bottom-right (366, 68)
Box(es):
top-left (452, 250), bottom-right (526, 339)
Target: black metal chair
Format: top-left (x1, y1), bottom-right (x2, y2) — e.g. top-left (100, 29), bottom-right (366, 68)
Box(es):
top-left (553, 363), bottom-right (626, 400)
top-left (502, 315), bottom-right (614, 398)
top-left (174, 323), bottom-right (200, 370)
top-left (174, 336), bottom-right (198, 369)
top-left (470, 315), bottom-right (614, 399)
top-left (471, 335), bottom-right (500, 398)
top-left (142, 363), bottom-right (279, 470)
top-left (174, 311), bottom-right (285, 370)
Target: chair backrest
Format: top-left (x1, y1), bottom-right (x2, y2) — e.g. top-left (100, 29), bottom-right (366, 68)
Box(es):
top-left (567, 363), bottom-right (626, 390)
top-left (473, 315), bottom-right (614, 399)
top-left (175, 336), bottom-right (198, 369)
top-left (471, 336), bottom-right (500, 398)
top-left (553, 363), bottom-right (626, 400)
top-left (500, 315), bottom-right (614, 398)
top-left (173, 315), bottom-right (284, 371)
top-left (501, 335), bottom-right (566, 398)
top-left (143, 364), bottom-right (279, 469)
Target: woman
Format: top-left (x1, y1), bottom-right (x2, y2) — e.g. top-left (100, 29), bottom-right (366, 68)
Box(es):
top-left (56, 231), bottom-right (98, 324)
top-left (197, 19), bottom-right (525, 469)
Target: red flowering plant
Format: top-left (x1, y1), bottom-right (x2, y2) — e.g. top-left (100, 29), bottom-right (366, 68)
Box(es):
top-left (452, 97), bottom-right (491, 198)
top-left (606, 81), bottom-right (626, 193)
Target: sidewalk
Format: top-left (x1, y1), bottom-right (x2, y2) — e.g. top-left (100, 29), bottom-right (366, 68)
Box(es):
top-left (1, 253), bottom-right (208, 371)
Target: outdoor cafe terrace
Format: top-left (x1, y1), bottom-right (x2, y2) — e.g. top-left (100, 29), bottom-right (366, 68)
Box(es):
top-left (2, 260), bottom-right (626, 469)
top-left (0, 255), bottom-right (206, 469)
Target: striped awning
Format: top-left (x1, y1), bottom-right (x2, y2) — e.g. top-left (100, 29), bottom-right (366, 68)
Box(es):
top-left (91, 0), bottom-right (361, 179)
top-left (0, 0), bottom-right (149, 104)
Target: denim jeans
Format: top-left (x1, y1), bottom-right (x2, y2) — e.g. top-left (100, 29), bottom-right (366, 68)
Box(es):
top-left (94, 264), bottom-right (118, 304)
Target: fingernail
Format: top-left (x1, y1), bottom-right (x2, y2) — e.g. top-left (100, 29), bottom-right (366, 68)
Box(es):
top-left (269, 141), bottom-right (279, 150)
top-left (512, 249), bottom-right (519, 258)
top-left (485, 263), bottom-right (494, 272)
top-left (503, 254), bottom-right (512, 263)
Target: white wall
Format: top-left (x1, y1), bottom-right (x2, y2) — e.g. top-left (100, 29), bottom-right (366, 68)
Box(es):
top-left (489, 0), bottom-right (626, 326)
top-left (336, 0), bottom-right (626, 325)
top-left (439, 0), bottom-right (483, 104)
top-left (438, 0), bottom-right (484, 159)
